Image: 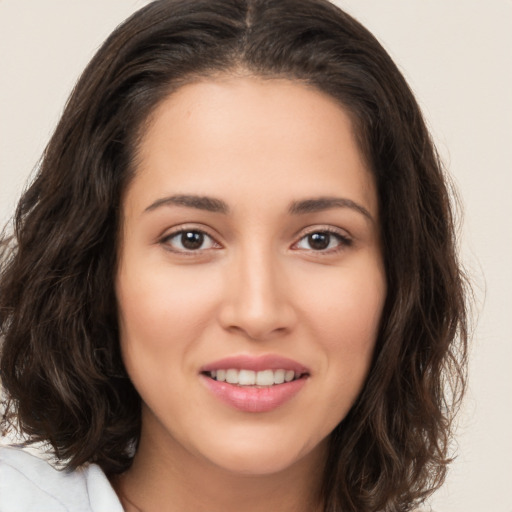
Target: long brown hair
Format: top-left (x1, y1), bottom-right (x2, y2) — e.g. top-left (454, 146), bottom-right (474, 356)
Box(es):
top-left (0, 1), bottom-right (468, 510)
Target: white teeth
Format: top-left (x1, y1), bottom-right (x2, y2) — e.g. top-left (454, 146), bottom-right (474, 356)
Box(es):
top-left (273, 369), bottom-right (285, 384)
top-left (225, 369), bottom-right (238, 384)
top-left (256, 369), bottom-right (274, 386)
top-left (208, 368), bottom-right (302, 386)
top-left (285, 370), bottom-right (295, 382)
top-left (238, 369), bottom-right (256, 385)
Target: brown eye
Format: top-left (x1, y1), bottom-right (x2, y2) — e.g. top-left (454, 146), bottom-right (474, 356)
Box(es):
top-left (295, 230), bottom-right (352, 252)
top-left (181, 231), bottom-right (204, 250)
top-left (308, 232), bottom-right (330, 250)
top-left (162, 230), bottom-right (218, 252)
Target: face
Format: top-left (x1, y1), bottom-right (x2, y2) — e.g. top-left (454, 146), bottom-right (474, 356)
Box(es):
top-left (116, 76), bottom-right (386, 476)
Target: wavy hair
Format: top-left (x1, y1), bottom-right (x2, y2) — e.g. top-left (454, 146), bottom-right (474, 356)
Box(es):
top-left (0, 1), bottom-right (468, 510)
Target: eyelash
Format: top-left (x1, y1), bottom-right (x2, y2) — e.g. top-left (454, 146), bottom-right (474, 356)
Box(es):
top-left (292, 227), bottom-right (353, 254)
top-left (160, 226), bottom-right (352, 257)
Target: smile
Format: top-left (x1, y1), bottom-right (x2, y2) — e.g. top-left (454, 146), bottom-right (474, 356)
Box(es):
top-left (200, 355), bottom-right (310, 412)
top-left (206, 369), bottom-right (303, 386)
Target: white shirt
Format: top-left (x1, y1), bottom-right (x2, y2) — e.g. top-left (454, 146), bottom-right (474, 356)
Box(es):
top-left (0, 446), bottom-right (124, 512)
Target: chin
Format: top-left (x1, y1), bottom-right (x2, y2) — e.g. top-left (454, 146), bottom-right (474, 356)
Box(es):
top-left (213, 453), bottom-right (301, 476)
top-left (201, 434), bottom-right (325, 477)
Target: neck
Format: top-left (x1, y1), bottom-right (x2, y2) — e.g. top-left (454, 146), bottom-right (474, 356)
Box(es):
top-left (112, 417), bottom-right (326, 512)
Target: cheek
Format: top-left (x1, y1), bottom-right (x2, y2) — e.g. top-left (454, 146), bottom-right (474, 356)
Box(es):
top-left (302, 261), bottom-right (385, 347)
top-left (298, 257), bottom-right (386, 401)
top-left (115, 261), bottom-right (222, 365)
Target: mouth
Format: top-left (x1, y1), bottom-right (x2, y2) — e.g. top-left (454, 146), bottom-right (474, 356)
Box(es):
top-left (200, 355), bottom-right (310, 413)
top-left (202, 368), bottom-right (306, 387)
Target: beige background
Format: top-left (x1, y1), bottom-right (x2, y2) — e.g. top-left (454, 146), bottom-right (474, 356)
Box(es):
top-left (1, 1), bottom-right (511, 511)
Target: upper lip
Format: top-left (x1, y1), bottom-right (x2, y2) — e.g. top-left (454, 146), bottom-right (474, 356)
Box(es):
top-left (200, 354), bottom-right (310, 375)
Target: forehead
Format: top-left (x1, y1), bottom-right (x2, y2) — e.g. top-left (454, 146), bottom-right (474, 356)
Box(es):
top-left (128, 75), bottom-right (377, 218)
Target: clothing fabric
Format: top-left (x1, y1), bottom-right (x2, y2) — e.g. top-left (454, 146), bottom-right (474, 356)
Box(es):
top-left (0, 446), bottom-right (123, 512)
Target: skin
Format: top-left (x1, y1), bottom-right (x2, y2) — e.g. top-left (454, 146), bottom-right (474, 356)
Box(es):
top-left (115, 75), bottom-right (387, 512)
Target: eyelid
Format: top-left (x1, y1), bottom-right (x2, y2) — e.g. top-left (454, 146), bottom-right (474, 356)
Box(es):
top-left (159, 225), bottom-right (223, 255)
top-left (291, 225), bottom-right (353, 253)
top-left (158, 223), bottom-right (352, 256)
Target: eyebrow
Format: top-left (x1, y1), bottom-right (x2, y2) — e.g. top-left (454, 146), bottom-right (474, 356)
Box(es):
top-left (144, 195), bottom-right (229, 214)
top-left (288, 197), bottom-right (374, 222)
top-left (144, 194), bottom-right (373, 222)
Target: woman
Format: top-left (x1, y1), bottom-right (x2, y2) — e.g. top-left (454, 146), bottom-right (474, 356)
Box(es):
top-left (0, 0), bottom-right (468, 511)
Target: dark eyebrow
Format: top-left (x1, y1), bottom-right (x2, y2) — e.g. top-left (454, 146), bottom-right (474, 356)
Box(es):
top-left (288, 197), bottom-right (374, 223)
top-left (144, 194), bottom-right (373, 223)
top-left (144, 194), bottom-right (230, 214)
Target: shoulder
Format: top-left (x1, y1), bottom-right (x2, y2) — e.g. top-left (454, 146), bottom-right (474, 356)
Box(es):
top-left (0, 445), bottom-right (123, 512)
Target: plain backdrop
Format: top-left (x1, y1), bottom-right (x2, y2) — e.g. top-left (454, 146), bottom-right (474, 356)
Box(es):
top-left (1, 1), bottom-right (511, 511)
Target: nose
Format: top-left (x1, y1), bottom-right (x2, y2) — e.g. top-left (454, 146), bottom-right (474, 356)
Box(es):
top-left (218, 246), bottom-right (297, 341)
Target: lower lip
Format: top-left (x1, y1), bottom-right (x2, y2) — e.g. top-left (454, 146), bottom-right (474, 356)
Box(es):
top-left (201, 375), bottom-right (308, 413)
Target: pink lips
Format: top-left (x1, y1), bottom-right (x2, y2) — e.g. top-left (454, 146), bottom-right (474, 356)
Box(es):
top-left (201, 354), bottom-right (309, 374)
top-left (200, 355), bottom-right (309, 413)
